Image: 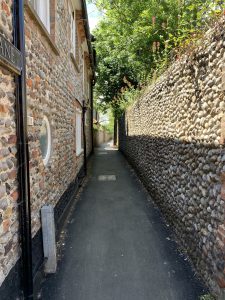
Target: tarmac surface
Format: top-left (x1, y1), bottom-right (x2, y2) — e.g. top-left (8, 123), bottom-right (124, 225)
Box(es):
top-left (41, 143), bottom-right (207, 300)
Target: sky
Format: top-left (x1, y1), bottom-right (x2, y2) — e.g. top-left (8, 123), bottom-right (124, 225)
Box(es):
top-left (87, 3), bottom-right (103, 32)
top-left (87, 3), bottom-right (109, 124)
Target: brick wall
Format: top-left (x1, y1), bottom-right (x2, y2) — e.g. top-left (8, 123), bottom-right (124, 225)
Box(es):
top-left (0, 0), bottom-right (93, 293)
top-left (119, 18), bottom-right (225, 297)
top-left (24, 0), bottom-right (93, 235)
top-left (0, 0), bottom-right (20, 287)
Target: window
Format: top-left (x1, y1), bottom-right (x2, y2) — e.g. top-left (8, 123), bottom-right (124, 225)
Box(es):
top-left (30, 0), bottom-right (50, 32)
top-left (76, 110), bottom-right (83, 155)
top-left (69, 3), bottom-right (76, 56)
top-left (40, 116), bottom-right (51, 165)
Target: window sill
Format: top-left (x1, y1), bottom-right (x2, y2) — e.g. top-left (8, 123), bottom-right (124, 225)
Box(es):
top-left (70, 52), bottom-right (80, 73)
top-left (76, 149), bottom-right (84, 157)
top-left (24, 1), bottom-right (60, 56)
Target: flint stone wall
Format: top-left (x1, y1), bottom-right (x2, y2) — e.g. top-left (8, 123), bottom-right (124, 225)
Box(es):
top-left (0, 0), bottom-right (20, 287)
top-left (24, 1), bottom-right (90, 236)
top-left (119, 18), bottom-right (225, 296)
top-left (0, 0), bottom-right (93, 290)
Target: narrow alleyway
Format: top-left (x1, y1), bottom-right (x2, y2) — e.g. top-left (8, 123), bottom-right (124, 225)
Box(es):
top-left (41, 143), bottom-right (207, 300)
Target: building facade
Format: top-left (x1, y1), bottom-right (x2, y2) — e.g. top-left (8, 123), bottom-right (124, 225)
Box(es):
top-left (0, 0), bottom-right (94, 298)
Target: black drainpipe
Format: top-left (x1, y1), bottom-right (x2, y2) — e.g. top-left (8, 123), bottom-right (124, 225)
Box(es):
top-left (13, 1), bottom-right (34, 299)
top-left (82, 101), bottom-right (87, 175)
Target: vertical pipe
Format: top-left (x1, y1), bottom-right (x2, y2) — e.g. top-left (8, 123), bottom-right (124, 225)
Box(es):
top-left (13, 1), bottom-right (34, 299)
top-left (82, 101), bottom-right (87, 175)
top-left (113, 117), bottom-right (117, 146)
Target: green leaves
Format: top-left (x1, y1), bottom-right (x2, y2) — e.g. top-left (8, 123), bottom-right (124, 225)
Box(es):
top-left (91, 0), bottom-right (225, 117)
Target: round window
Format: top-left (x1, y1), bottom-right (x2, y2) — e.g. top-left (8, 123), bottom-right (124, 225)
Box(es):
top-left (39, 116), bottom-right (51, 165)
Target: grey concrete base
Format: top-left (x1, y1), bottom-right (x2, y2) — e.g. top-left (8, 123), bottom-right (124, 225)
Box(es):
top-left (41, 143), bottom-right (207, 300)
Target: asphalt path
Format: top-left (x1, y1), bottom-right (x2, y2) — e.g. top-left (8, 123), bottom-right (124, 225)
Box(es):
top-left (41, 143), bottom-right (207, 300)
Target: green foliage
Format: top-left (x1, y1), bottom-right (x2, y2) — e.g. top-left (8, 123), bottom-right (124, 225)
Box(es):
top-left (199, 294), bottom-right (215, 300)
top-left (93, 106), bottom-right (114, 133)
top-left (115, 86), bottom-right (144, 116)
top-left (91, 0), bottom-right (225, 117)
top-left (104, 110), bottom-right (114, 133)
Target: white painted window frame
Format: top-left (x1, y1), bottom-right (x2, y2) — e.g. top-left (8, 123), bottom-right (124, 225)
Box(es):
top-left (76, 109), bottom-right (83, 156)
top-left (31, 0), bottom-right (51, 33)
top-left (85, 111), bottom-right (87, 126)
top-left (69, 1), bottom-right (76, 56)
top-left (42, 116), bottom-right (52, 166)
top-left (88, 77), bottom-right (91, 100)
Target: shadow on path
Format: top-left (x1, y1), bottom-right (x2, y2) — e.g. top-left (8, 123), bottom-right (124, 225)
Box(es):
top-left (41, 142), bottom-right (207, 300)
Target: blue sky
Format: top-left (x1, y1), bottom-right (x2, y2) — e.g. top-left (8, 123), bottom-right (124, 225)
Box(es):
top-left (87, 3), bottom-right (103, 32)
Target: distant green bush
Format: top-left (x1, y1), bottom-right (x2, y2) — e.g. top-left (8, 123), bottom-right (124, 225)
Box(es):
top-left (199, 294), bottom-right (216, 300)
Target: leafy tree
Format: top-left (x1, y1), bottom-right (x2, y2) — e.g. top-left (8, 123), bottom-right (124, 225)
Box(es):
top-left (91, 0), bottom-right (225, 135)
